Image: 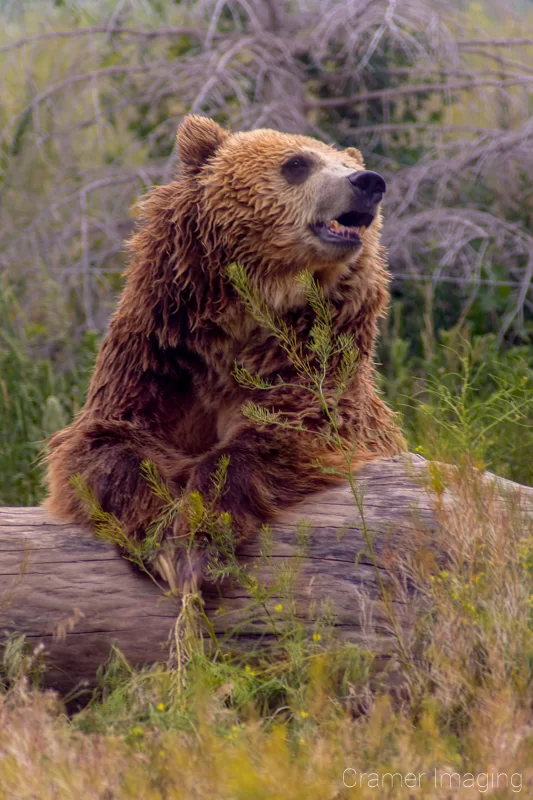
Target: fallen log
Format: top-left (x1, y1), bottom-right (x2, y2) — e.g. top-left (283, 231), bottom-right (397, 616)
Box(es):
top-left (1, 453), bottom-right (532, 695)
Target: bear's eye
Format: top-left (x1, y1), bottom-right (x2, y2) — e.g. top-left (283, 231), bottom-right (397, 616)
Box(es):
top-left (282, 154), bottom-right (312, 185)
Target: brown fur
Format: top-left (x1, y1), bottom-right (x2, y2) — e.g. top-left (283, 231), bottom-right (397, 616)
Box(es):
top-left (45, 115), bottom-right (405, 590)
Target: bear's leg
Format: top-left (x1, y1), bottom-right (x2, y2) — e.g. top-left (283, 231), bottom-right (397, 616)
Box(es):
top-left (165, 426), bottom-right (346, 592)
top-left (45, 420), bottom-right (197, 561)
top-left (161, 393), bottom-right (404, 593)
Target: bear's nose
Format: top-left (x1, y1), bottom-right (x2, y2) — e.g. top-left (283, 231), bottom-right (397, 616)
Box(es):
top-left (348, 171), bottom-right (386, 205)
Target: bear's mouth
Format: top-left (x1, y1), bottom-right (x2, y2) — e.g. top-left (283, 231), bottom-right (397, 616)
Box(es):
top-left (310, 210), bottom-right (374, 247)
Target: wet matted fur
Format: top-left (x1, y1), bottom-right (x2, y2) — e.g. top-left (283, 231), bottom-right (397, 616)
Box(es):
top-left (45, 115), bottom-right (405, 590)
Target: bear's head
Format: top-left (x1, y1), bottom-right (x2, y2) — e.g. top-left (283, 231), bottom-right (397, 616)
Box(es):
top-left (176, 115), bottom-right (387, 310)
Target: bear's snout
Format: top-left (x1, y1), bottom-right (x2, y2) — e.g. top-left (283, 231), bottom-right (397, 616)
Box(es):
top-left (348, 171), bottom-right (386, 208)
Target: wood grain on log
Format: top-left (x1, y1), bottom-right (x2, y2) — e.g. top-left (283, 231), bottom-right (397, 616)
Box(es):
top-left (1, 453), bottom-right (532, 694)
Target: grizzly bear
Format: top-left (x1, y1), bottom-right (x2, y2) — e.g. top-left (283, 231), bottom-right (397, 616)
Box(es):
top-left (45, 115), bottom-right (405, 592)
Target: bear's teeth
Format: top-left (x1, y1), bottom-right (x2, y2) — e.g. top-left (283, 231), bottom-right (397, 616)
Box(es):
top-left (326, 220), bottom-right (364, 238)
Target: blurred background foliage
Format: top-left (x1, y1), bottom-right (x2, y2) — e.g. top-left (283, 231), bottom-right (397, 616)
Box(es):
top-left (0, 0), bottom-right (532, 504)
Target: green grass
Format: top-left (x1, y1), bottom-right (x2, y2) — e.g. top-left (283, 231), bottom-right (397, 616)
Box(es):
top-left (0, 283), bottom-right (98, 506)
top-left (380, 324), bottom-right (533, 487)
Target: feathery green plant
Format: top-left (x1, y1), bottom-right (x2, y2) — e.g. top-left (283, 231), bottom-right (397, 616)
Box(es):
top-left (228, 264), bottom-right (360, 449)
top-left (228, 263), bottom-right (411, 667)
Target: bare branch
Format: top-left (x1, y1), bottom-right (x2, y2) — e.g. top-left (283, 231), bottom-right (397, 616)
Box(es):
top-left (458, 37), bottom-right (533, 48)
top-left (0, 26), bottom-right (204, 55)
top-left (305, 77), bottom-right (533, 108)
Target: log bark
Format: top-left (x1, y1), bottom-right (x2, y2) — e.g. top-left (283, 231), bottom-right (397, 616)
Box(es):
top-left (1, 453), bottom-right (532, 695)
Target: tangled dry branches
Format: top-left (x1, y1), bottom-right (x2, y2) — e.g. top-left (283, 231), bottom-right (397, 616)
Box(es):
top-left (0, 0), bottom-right (532, 338)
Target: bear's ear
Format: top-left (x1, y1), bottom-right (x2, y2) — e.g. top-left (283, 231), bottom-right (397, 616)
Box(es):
top-left (344, 146), bottom-right (365, 167)
top-left (177, 115), bottom-right (229, 170)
